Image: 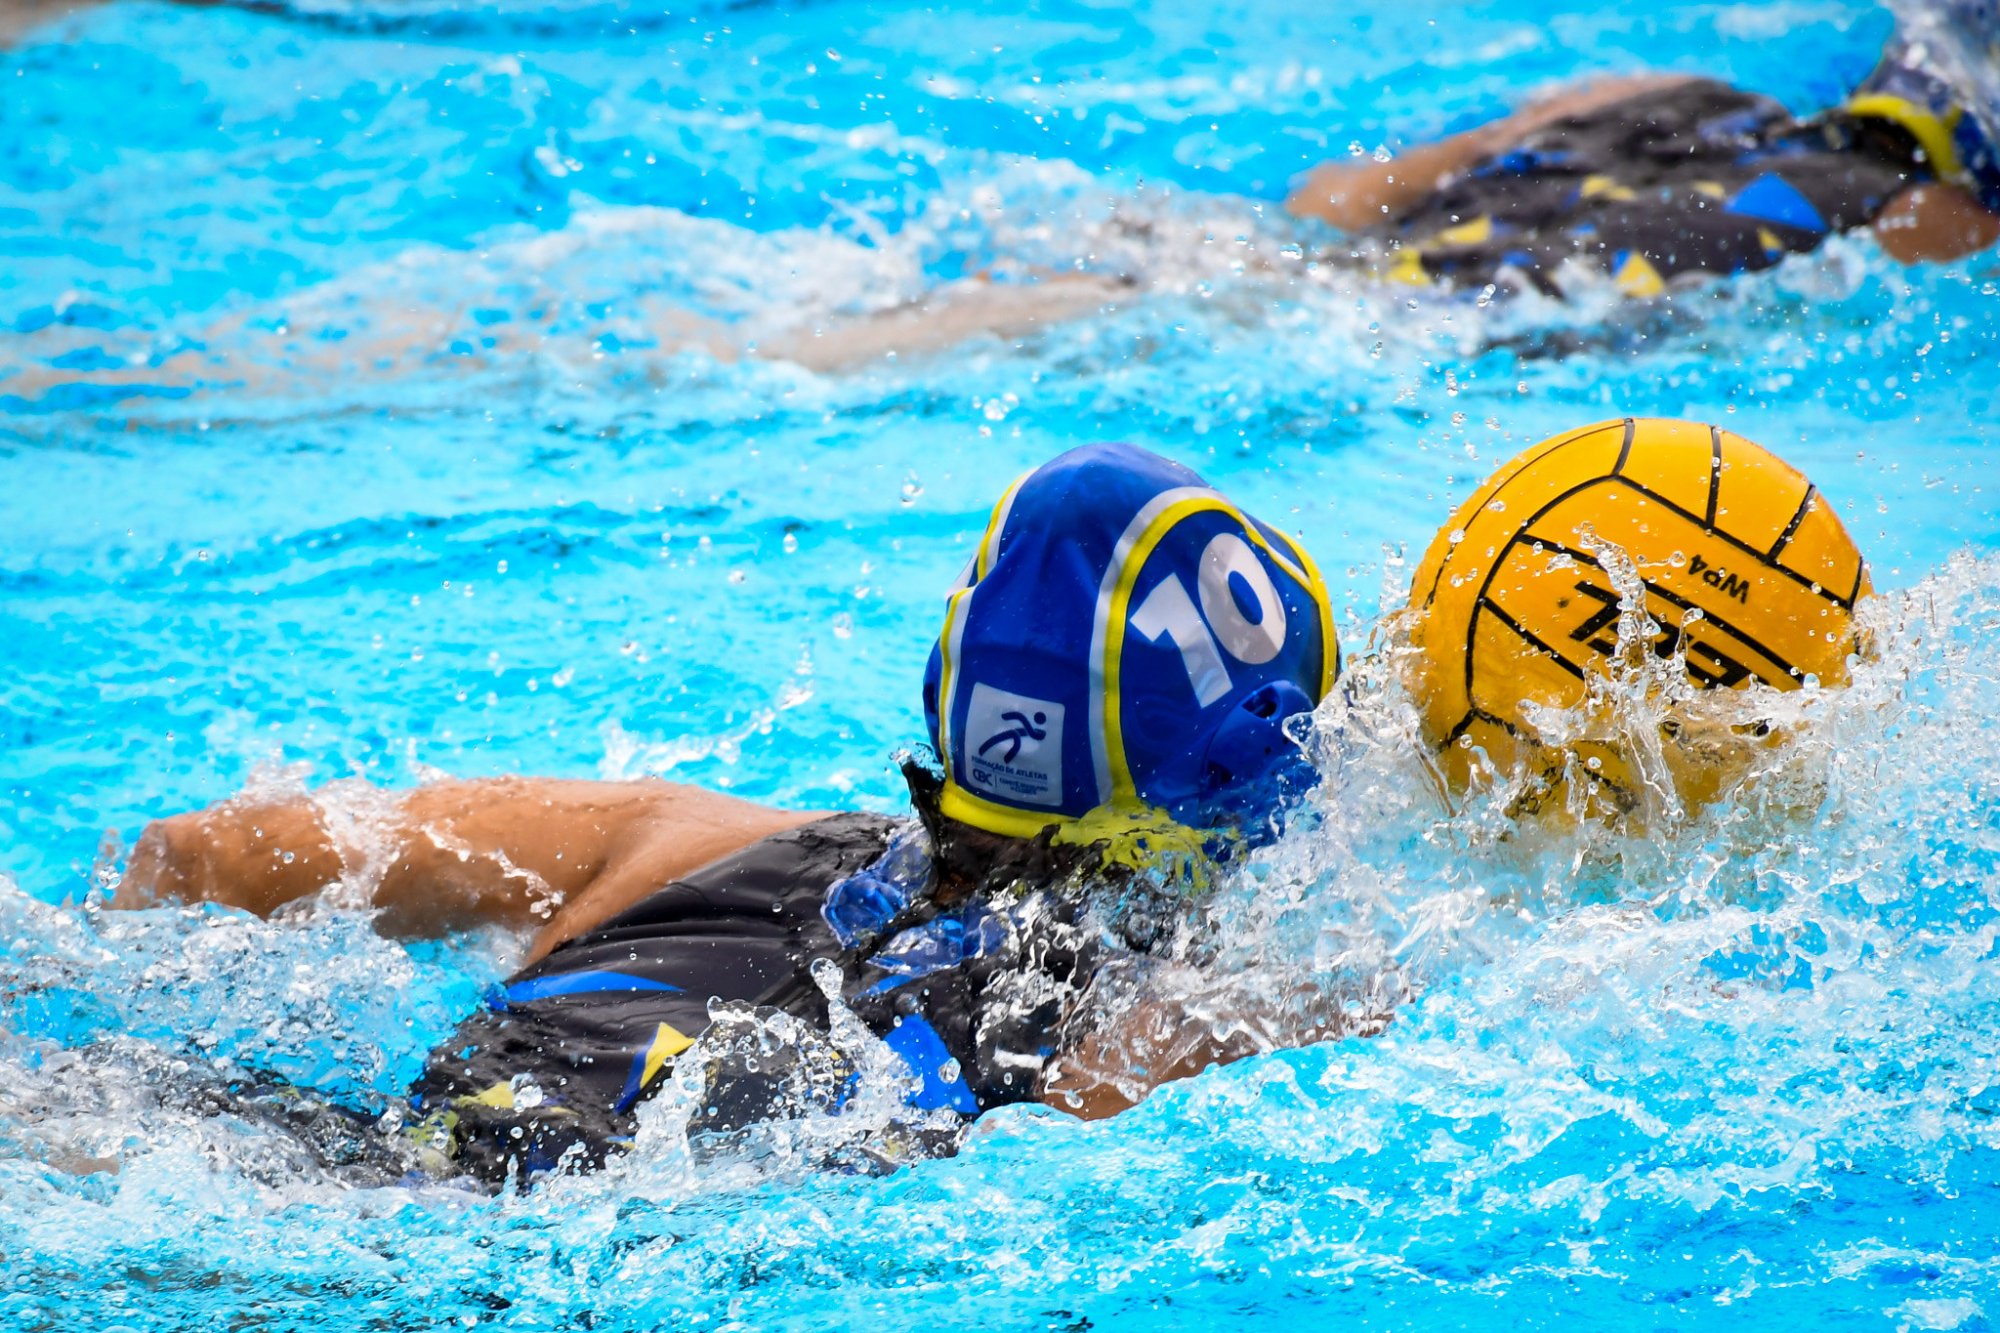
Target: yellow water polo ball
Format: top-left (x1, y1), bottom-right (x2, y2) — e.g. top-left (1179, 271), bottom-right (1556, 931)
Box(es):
top-left (1404, 416), bottom-right (1871, 814)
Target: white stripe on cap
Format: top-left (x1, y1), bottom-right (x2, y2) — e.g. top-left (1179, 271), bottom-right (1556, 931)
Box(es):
top-left (1085, 485), bottom-right (1219, 807)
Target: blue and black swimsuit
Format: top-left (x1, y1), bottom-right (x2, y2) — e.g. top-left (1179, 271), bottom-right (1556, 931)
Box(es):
top-left (1373, 78), bottom-right (1931, 295)
top-left (407, 814), bottom-right (1105, 1182)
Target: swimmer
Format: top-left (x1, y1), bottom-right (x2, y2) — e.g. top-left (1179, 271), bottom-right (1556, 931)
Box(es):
top-left (1287, 0), bottom-right (2000, 294)
top-left (20, 6), bottom-right (1996, 412)
top-left (115, 442), bottom-right (1353, 1182)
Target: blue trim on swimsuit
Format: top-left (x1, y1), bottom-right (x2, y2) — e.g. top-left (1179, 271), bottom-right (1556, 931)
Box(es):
top-left (1725, 173), bottom-right (1829, 233)
top-left (502, 970), bottom-right (682, 1006)
top-left (883, 1014), bottom-right (979, 1113)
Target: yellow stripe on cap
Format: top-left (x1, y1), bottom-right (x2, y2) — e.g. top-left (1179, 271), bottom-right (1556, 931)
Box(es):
top-left (937, 781), bottom-right (1067, 840)
top-left (1268, 523), bottom-right (1340, 696)
top-left (1847, 92), bottom-right (1967, 183)
top-left (936, 781), bottom-right (1225, 880)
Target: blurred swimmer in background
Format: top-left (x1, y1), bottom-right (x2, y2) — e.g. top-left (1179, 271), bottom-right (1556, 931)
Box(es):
top-left (8, 2), bottom-right (1995, 406)
top-left (114, 444), bottom-right (1358, 1183)
top-left (1288, 0), bottom-right (2000, 294)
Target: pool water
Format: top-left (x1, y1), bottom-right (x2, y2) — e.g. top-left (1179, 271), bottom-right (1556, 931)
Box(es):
top-left (4, 0), bottom-right (2000, 1327)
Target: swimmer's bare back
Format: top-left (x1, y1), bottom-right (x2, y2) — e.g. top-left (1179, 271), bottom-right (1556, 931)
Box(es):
top-left (117, 777), bottom-right (831, 965)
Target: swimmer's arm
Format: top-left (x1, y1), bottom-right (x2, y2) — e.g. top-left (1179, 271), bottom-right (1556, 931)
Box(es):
top-left (118, 777), bottom-right (822, 960)
top-left (1285, 74), bottom-right (1698, 230)
top-left (1871, 182), bottom-right (2000, 264)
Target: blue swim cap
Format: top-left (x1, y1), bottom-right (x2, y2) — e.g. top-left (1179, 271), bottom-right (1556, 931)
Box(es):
top-left (1855, 1), bottom-right (2000, 210)
top-left (922, 443), bottom-right (1337, 846)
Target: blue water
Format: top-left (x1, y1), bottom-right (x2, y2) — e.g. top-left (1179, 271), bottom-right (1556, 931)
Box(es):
top-left (4, 0), bottom-right (2000, 1327)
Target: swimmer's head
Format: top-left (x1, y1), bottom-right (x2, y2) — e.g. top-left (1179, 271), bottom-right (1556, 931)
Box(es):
top-left (921, 443), bottom-right (1338, 862)
top-left (1852, 0), bottom-right (2000, 210)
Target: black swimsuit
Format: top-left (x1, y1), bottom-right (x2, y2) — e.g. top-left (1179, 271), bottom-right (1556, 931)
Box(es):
top-left (407, 814), bottom-right (1105, 1182)
top-left (1372, 79), bottom-right (1927, 296)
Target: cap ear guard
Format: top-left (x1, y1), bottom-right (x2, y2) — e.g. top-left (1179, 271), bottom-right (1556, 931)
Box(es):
top-left (1173, 679), bottom-right (1321, 846)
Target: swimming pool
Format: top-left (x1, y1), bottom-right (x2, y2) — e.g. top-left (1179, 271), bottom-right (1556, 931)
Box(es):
top-left (4, 0), bottom-right (2000, 1325)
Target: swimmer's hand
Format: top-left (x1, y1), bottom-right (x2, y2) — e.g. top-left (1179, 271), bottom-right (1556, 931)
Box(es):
top-left (1036, 980), bottom-right (1392, 1120)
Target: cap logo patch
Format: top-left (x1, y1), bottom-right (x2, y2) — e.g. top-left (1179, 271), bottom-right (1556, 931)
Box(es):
top-left (964, 683), bottom-right (1065, 807)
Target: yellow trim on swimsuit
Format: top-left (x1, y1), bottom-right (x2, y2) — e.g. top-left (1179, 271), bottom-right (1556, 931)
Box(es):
top-left (1582, 174), bottom-right (1639, 203)
top-left (637, 1021), bottom-right (695, 1094)
top-left (1430, 215), bottom-right (1494, 247)
top-left (1613, 252), bottom-right (1666, 298)
top-left (1385, 245), bottom-right (1432, 286)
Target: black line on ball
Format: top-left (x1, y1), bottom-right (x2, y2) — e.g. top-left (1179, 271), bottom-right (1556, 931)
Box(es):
top-left (1575, 760), bottom-right (1639, 815)
top-left (1442, 710), bottom-right (1477, 746)
top-left (1415, 421), bottom-right (1619, 616)
top-left (1518, 535), bottom-right (1807, 687)
top-left (1847, 559), bottom-right (1869, 606)
top-left (1444, 706), bottom-right (1534, 748)
top-left (1705, 425), bottom-right (1722, 528)
top-left (1440, 707), bottom-right (1635, 813)
top-left (1612, 417), bottom-right (1635, 477)
top-left (1460, 473), bottom-right (1628, 697)
top-left (1478, 596), bottom-right (1592, 683)
top-left (1611, 477), bottom-right (1856, 612)
top-left (1767, 485), bottom-right (1817, 562)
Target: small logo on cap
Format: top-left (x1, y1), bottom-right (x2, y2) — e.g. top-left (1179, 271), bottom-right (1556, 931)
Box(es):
top-left (964, 683), bottom-right (1065, 807)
